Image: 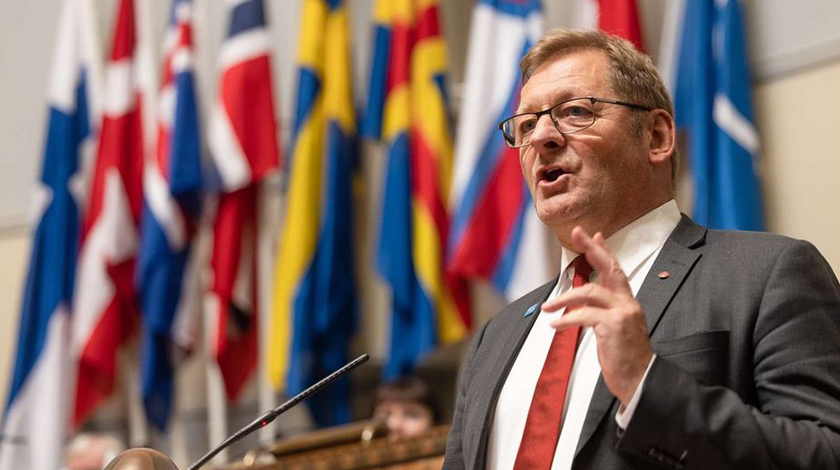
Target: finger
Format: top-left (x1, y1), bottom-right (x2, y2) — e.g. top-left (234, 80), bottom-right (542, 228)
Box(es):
top-left (541, 283), bottom-right (617, 312)
top-left (549, 306), bottom-right (609, 330)
top-left (571, 228), bottom-right (631, 293)
top-left (570, 226), bottom-right (595, 254)
top-left (574, 230), bottom-right (614, 274)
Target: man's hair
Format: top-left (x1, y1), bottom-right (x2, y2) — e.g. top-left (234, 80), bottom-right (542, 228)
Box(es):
top-left (520, 29), bottom-right (679, 184)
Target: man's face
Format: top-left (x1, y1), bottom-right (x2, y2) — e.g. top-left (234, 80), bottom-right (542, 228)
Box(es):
top-left (518, 49), bottom-right (651, 240)
top-left (374, 400), bottom-right (434, 441)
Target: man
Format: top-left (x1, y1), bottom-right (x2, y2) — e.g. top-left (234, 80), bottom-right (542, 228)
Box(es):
top-left (442, 29), bottom-right (840, 470)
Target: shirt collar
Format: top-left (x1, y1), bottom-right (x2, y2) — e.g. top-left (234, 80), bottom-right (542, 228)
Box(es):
top-left (558, 199), bottom-right (681, 280)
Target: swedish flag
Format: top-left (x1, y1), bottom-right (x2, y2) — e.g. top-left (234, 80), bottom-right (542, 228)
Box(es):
top-left (268, 0), bottom-right (357, 426)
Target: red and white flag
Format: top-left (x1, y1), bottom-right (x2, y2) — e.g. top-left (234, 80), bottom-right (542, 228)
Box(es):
top-left (72, 0), bottom-right (145, 427)
top-left (572, 0), bottom-right (645, 51)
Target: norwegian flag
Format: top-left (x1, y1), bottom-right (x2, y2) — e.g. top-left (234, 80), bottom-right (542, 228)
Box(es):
top-left (207, 0), bottom-right (280, 402)
top-left (72, 0), bottom-right (145, 427)
top-left (137, 0), bottom-right (202, 432)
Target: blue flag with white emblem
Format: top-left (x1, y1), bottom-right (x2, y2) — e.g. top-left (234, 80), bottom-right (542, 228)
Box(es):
top-left (665, 0), bottom-right (764, 230)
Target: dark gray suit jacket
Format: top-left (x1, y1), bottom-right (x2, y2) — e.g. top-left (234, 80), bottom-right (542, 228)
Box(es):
top-left (442, 215), bottom-right (840, 470)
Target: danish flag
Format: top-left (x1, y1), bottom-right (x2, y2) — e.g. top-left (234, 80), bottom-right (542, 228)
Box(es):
top-left (72, 0), bottom-right (145, 426)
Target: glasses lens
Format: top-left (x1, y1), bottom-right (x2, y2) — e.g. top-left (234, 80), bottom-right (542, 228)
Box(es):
top-left (551, 98), bottom-right (596, 133)
top-left (501, 115), bottom-right (537, 148)
top-left (500, 98), bottom-right (600, 148)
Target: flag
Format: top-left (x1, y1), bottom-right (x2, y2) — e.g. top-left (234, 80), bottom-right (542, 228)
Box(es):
top-left (364, 0), bottom-right (471, 379)
top-left (72, 0), bottom-right (145, 427)
top-left (572, 0), bottom-right (645, 51)
top-left (661, 0), bottom-right (764, 230)
top-left (207, 0), bottom-right (280, 402)
top-left (136, 0), bottom-right (202, 432)
top-left (448, 0), bottom-right (552, 302)
top-left (0, 1), bottom-right (101, 468)
top-left (267, 0), bottom-right (357, 427)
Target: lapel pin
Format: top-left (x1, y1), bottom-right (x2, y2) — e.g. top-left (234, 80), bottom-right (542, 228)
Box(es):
top-left (523, 303), bottom-right (540, 318)
top-left (658, 271), bottom-right (670, 279)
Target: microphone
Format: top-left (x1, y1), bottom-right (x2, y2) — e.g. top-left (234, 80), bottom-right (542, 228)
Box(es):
top-left (188, 353), bottom-right (370, 470)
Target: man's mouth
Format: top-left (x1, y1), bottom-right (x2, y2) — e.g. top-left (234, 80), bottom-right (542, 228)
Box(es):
top-left (538, 166), bottom-right (566, 184)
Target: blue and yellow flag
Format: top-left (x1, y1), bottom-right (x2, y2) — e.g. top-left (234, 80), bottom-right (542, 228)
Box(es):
top-left (268, 0), bottom-right (357, 426)
top-left (364, 0), bottom-right (471, 379)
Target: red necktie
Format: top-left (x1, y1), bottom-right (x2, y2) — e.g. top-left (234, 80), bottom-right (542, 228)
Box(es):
top-left (513, 256), bottom-right (592, 470)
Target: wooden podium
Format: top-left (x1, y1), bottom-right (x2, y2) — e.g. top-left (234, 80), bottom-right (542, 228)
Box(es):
top-left (218, 422), bottom-right (449, 470)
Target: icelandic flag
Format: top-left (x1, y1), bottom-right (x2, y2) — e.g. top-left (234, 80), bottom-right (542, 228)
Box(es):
top-left (137, 0), bottom-right (202, 432)
top-left (364, 0), bottom-right (472, 379)
top-left (448, 0), bottom-right (552, 302)
top-left (207, 0), bottom-right (280, 401)
top-left (72, 0), bottom-right (146, 428)
top-left (0, 1), bottom-right (101, 469)
top-left (267, 0), bottom-right (358, 427)
top-left (571, 0), bottom-right (645, 51)
top-left (661, 0), bottom-right (764, 230)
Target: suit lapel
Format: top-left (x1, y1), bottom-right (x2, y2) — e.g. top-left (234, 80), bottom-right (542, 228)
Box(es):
top-left (574, 215), bottom-right (706, 457)
top-left (637, 215), bottom-right (705, 335)
top-left (472, 279), bottom-right (558, 469)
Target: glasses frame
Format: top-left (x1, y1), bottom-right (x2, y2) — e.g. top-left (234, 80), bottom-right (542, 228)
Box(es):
top-left (497, 96), bottom-right (654, 148)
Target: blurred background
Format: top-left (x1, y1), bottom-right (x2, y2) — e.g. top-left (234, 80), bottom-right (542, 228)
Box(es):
top-left (1, 0), bottom-right (840, 469)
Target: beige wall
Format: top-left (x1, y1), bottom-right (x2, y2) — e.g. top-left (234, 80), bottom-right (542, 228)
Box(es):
top-left (756, 61), bottom-right (840, 270)
top-left (0, 230), bottom-right (31, 413)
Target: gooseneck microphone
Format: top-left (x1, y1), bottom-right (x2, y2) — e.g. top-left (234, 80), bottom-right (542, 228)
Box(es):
top-left (188, 354), bottom-right (370, 470)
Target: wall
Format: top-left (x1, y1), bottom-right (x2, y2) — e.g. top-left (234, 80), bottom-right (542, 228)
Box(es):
top-left (756, 61), bottom-right (840, 268)
top-left (0, 229), bottom-right (30, 420)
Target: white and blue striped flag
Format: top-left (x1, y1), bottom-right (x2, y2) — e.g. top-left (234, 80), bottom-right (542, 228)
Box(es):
top-left (0, 0), bottom-right (102, 469)
top-left (660, 0), bottom-right (764, 230)
top-left (449, 0), bottom-right (553, 302)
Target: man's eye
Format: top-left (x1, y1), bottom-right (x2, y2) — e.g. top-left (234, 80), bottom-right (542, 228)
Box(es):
top-left (562, 105), bottom-right (593, 118)
top-left (518, 118), bottom-right (537, 133)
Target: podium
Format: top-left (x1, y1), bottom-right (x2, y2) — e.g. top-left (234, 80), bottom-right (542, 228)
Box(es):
top-left (217, 422), bottom-right (450, 470)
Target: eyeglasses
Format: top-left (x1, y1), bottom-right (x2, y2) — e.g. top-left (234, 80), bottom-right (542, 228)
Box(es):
top-left (497, 96), bottom-right (653, 148)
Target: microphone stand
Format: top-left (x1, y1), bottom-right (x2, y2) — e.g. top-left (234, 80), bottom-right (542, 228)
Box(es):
top-left (188, 354), bottom-right (370, 470)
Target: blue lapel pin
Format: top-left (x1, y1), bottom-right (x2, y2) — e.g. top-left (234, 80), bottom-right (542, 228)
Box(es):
top-left (523, 302), bottom-right (540, 318)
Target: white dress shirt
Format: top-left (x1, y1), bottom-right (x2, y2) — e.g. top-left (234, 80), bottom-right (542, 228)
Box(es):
top-left (486, 200), bottom-right (681, 470)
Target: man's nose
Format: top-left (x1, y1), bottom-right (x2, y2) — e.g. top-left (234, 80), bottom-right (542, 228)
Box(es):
top-left (529, 114), bottom-right (566, 152)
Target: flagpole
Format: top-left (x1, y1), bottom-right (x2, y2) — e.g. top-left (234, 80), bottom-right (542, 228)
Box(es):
top-left (658, 0), bottom-right (687, 94)
top-left (122, 347), bottom-right (150, 448)
top-left (258, 177), bottom-right (281, 445)
top-left (204, 291), bottom-right (229, 465)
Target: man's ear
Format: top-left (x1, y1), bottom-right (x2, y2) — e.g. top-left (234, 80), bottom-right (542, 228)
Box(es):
top-left (647, 109), bottom-right (676, 165)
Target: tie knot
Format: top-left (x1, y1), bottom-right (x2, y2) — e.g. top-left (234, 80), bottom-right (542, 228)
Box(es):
top-left (570, 256), bottom-right (592, 286)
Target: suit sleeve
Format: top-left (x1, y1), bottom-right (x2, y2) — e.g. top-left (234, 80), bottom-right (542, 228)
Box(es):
top-left (617, 240), bottom-right (840, 469)
top-left (442, 320), bottom-right (490, 470)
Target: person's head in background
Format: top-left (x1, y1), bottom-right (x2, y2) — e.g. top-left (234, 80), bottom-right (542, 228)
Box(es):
top-left (64, 433), bottom-right (125, 470)
top-left (373, 377), bottom-right (439, 441)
